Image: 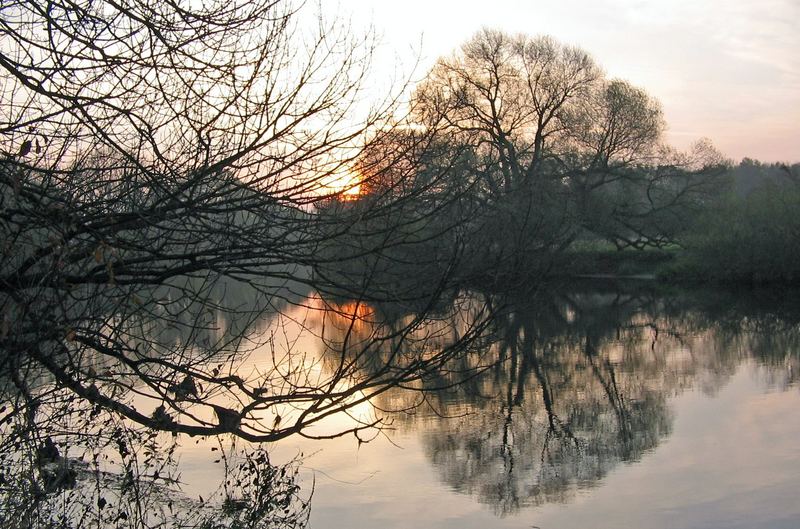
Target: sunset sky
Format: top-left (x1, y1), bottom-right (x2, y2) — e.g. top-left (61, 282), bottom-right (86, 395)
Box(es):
top-left (334, 0), bottom-right (799, 163)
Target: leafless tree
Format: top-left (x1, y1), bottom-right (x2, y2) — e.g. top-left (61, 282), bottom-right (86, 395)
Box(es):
top-left (413, 29), bottom-right (728, 252)
top-left (0, 1), bottom-right (496, 526)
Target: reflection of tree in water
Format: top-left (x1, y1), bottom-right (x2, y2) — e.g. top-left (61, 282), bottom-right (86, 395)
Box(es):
top-left (332, 280), bottom-right (800, 516)
top-left (125, 272), bottom-right (312, 358)
top-left (678, 287), bottom-right (800, 389)
top-left (421, 284), bottom-right (676, 515)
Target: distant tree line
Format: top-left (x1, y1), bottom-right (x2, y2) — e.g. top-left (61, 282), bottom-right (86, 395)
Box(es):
top-left (672, 160), bottom-right (800, 283)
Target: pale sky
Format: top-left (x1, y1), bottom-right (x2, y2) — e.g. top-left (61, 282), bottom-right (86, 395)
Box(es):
top-left (332, 0), bottom-right (799, 163)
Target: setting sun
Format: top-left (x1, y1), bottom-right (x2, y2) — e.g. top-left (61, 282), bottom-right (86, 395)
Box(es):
top-left (322, 167), bottom-right (364, 199)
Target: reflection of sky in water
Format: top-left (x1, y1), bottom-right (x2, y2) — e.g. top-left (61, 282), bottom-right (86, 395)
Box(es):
top-left (266, 362), bottom-right (799, 529)
top-left (172, 284), bottom-right (800, 529)
top-left (529, 364), bottom-right (800, 529)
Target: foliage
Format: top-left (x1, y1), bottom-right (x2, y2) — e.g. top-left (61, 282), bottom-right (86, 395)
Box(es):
top-left (0, 410), bottom-right (309, 529)
top-left (553, 245), bottom-right (677, 277)
top-left (671, 163), bottom-right (800, 283)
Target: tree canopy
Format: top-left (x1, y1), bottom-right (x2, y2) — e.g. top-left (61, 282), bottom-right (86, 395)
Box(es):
top-left (410, 29), bottom-right (728, 252)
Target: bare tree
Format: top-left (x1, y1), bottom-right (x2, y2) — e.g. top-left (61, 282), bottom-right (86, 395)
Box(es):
top-left (0, 1), bottom-right (497, 526)
top-left (412, 29), bottom-right (728, 253)
top-left (415, 30), bottom-right (600, 194)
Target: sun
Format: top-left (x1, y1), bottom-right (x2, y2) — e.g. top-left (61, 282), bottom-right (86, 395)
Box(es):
top-left (323, 167), bottom-right (364, 199)
top-left (340, 183), bottom-right (362, 200)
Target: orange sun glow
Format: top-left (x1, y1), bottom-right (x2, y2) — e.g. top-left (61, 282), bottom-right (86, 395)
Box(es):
top-left (324, 168), bottom-right (364, 200)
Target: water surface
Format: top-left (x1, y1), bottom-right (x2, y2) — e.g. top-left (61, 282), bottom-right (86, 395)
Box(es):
top-left (260, 281), bottom-right (800, 528)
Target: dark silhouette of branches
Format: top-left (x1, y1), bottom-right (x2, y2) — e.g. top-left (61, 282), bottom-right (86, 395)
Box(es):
top-left (0, 2), bottom-right (498, 527)
top-left (412, 30), bottom-right (729, 255)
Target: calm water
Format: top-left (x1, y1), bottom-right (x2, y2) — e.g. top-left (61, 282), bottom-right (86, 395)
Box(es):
top-left (181, 280), bottom-right (800, 528)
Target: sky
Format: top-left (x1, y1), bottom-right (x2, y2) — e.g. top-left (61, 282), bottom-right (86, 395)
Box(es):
top-left (331, 0), bottom-right (799, 163)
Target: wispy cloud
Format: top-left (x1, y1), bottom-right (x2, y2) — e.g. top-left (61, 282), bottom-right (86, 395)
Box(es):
top-left (335, 0), bottom-right (799, 161)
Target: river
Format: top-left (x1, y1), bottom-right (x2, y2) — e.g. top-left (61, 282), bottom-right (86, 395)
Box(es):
top-left (173, 279), bottom-right (800, 528)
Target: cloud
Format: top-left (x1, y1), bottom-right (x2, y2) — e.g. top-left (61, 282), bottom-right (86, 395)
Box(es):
top-left (334, 0), bottom-right (800, 160)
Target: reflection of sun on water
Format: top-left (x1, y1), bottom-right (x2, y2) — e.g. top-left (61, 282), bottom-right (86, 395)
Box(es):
top-left (334, 301), bottom-right (374, 325)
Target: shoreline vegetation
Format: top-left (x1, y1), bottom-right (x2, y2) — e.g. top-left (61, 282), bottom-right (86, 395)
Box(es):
top-left (556, 160), bottom-right (800, 286)
top-left (319, 158), bottom-right (800, 292)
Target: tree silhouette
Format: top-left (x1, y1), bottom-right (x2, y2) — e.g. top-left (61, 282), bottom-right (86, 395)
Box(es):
top-left (0, 1), bottom-right (494, 526)
top-left (412, 30), bottom-right (728, 254)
